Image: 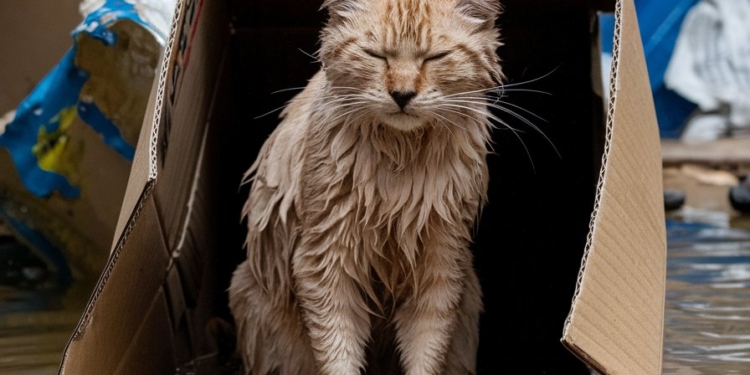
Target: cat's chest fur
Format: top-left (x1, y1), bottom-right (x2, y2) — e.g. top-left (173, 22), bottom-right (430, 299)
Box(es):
top-left (296, 108), bottom-right (489, 296)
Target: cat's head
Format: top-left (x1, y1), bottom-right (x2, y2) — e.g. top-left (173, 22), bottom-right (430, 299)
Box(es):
top-left (319, 0), bottom-right (503, 132)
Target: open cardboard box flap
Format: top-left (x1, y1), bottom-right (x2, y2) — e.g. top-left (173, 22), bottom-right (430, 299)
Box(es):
top-left (60, 0), bottom-right (231, 372)
top-left (562, 0), bottom-right (666, 373)
top-left (59, 0), bottom-right (666, 374)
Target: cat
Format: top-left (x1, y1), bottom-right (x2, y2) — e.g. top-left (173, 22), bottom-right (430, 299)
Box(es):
top-left (228, 0), bottom-right (503, 374)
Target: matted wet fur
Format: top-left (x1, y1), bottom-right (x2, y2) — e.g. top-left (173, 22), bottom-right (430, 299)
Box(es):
top-left (229, 0), bottom-right (503, 374)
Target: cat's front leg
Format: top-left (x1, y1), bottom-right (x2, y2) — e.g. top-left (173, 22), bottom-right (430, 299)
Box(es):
top-left (292, 244), bottom-right (371, 375)
top-left (395, 243), bottom-right (472, 375)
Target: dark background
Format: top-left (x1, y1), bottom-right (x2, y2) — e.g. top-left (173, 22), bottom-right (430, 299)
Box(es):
top-left (216, 1), bottom-right (610, 373)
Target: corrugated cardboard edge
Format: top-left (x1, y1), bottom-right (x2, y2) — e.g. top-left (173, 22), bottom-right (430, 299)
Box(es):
top-left (562, 0), bottom-right (667, 374)
top-left (58, 0), bottom-right (183, 370)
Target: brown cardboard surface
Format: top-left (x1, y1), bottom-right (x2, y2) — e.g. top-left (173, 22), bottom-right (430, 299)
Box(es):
top-left (152, 0), bottom-right (227, 251)
top-left (61, 1), bottom-right (231, 373)
top-left (60, 197), bottom-right (170, 374)
top-left (111, 64), bottom-right (161, 250)
top-left (112, 0), bottom-right (184, 247)
top-left (165, 264), bottom-right (195, 366)
top-left (562, 0), bottom-right (667, 374)
top-left (113, 288), bottom-right (176, 375)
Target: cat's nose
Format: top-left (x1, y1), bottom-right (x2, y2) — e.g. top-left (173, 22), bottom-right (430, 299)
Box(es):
top-left (390, 91), bottom-right (416, 110)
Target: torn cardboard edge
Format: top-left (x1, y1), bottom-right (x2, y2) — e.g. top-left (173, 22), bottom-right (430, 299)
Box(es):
top-left (562, 0), bottom-right (666, 373)
top-left (564, 0), bottom-right (625, 338)
top-left (61, 0), bottom-right (184, 348)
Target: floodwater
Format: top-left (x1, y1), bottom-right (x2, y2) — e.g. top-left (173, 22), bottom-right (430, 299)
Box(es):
top-left (2, 206), bottom-right (750, 374)
top-left (663, 209), bottom-right (750, 374)
top-left (0, 287), bottom-right (85, 375)
top-left (0, 235), bottom-right (94, 375)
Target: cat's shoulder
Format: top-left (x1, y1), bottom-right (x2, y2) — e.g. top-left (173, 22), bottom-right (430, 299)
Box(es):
top-left (279, 70), bottom-right (327, 123)
top-left (248, 71), bottom-right (326, 197)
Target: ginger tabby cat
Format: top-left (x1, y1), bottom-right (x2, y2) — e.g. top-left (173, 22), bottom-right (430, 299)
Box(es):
top-left (229, 1), bottom-right (503, 374)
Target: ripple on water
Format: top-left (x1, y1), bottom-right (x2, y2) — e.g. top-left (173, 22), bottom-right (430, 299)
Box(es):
top-left (664, 221), bottom-right (750, 374)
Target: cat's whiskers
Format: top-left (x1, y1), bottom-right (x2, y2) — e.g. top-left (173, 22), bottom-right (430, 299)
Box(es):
top-left (450, 100), bottom-right (537, 130)
top-left (430, 112), bottom-right (460, 137)
top-left (488, 88), bottom-right (552, 96)
top-left (442, 86), bottom-right (552, 100)
top-left (437, 103), bottom-right (501, 126)
top-left (270, 86), bottom-right (308, 95)
top-left (438, 97), bottom-right (560, 158)
top-left (443, 98), bottom-right (543, 128)
top-left (255, 90), bottom-right (370, 120)
top-left (268, 85), bottom-right (370, 99)
top-left (328, 102), bottom-right (371, 123)
top-left (434, 107), bottom-right (500, 133)
top-left (326, 100), bottom-right (369, 113)
top-left (434, 104), bottom-right (537, 171)
top-left (501, 65), bottom-right (560, 88)
top-left (450, 66), bottom-right (559, 98)
top-left (253, 103), bottom-right (293, 120)
top-left (298, 48), bottom-right (321, 64)
top-left (460, 112), bottom-right (537, 171)
top-left (346, 108), bottom-right (373, 127)
top-left (442, 86), bottom-right (502, 99)
top-left (328, 86), bottom-right (371, 92)
top-left (447, 96), bottom-right (547, 123)
top-left (319, 96), bottom-right (369, 105)
top-left (288, 93), bottom-right (369, 102)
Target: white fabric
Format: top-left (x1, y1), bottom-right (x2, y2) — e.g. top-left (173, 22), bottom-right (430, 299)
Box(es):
top-left (79, 0), bottom-right (176, 45)
top-left (0, 110), bottom-right (16, 136)
top-left (79, 0), bottom-right (106, 16)
top-left (665, 0), bottom-right (750, 142)
top-left (679, 113), bottom-right (728, 144)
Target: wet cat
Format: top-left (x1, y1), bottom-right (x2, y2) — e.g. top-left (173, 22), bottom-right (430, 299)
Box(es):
top-left (228, 1), bottom-right (503, 374)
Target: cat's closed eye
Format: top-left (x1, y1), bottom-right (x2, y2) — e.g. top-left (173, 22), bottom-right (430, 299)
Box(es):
top-left (363, 49), bottom-right (387, 60)
top-left (363, 48), bottom-right (451, 64)
top-left (424, 51), bottom-right (451, 62)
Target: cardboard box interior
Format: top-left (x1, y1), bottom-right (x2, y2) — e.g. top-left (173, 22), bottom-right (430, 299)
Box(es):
top-left (61, 0), bottom-right (665, 374)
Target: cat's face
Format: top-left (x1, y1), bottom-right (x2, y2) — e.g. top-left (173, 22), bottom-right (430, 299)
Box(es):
top-left (320, 0), bottom-right (503, 131)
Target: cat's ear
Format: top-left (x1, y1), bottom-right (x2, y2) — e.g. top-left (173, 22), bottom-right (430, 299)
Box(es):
top-left (456, 0), bottom-right (502, 29)
top-left (320, 0), bottom-right (340, 9)
top-left (321, 0), bottom-right (364, 19)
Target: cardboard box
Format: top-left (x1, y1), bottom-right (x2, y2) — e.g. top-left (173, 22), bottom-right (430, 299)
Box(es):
top-left (59, 0), bottom-right (666, 374)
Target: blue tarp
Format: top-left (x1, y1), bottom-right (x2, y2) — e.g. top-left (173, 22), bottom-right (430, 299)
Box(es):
top-left (601, 0), bottom-right (700, 138)
top-left (0, 1), bottom-right (167, 286)
top-left (0, 0), bottom-right (160, 198)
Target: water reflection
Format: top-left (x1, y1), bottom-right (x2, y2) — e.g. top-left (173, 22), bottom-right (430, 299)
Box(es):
top-left (0, 235), bottom-right (92, 375)
top-left (663, 221), bottom-right (750, 373)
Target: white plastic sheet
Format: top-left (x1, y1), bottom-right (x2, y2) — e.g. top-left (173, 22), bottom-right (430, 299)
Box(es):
top-left (665, 0), bottom-right (750, 142)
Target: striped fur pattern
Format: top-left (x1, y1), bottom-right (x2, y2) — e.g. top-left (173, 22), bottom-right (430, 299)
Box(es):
top-left (229, 1), bottom-right (502, 374)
